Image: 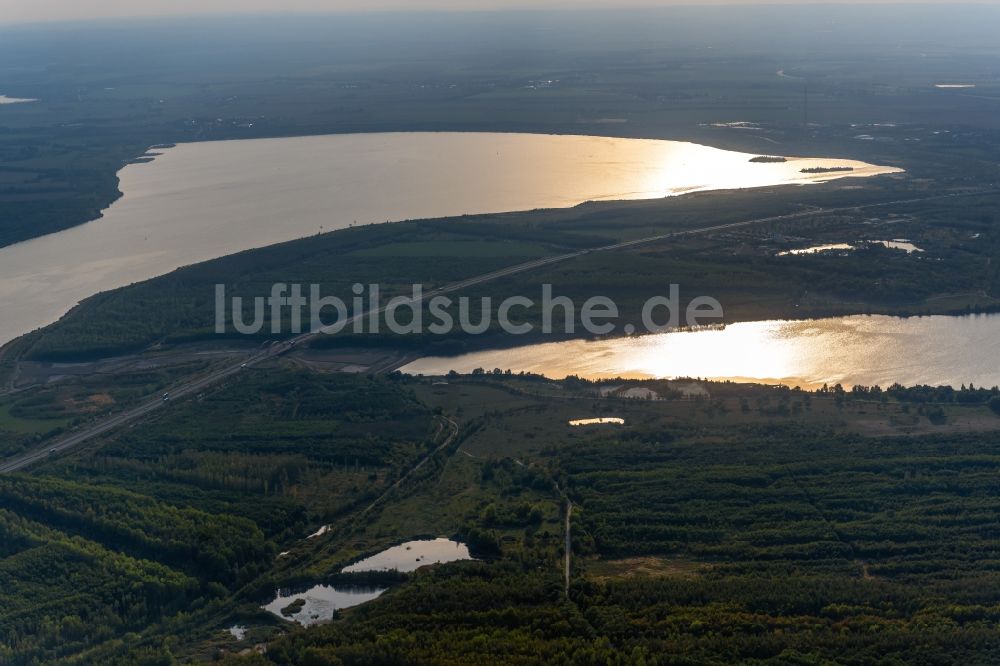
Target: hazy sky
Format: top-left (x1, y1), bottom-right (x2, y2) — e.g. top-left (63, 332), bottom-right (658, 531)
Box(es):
top-left (0, 0), bottom-right (983, 27)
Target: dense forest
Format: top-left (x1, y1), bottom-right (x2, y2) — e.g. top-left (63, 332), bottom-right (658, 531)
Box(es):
top-left (3, 369), bottom-right (1000, 663)
top-left (0, 370), bottom-right (443, 663)
top-left (215, 386), bottom-right (1000, 665)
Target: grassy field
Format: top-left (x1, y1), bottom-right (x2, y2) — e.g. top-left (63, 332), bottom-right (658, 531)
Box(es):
top-left (352, 240), bottom-right (552, 259)
top-left (0, 402), bottom-right (68, 436)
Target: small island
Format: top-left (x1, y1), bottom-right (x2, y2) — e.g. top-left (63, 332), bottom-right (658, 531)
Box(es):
top-left (801, 166), bottom-right (855, 174)
top-left (749, 155), bottom-right (787, 163)
top-left (281, 598), bottom-right (307, 617)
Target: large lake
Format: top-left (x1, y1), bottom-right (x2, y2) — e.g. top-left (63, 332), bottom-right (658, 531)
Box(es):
top-left (0, 132), bottom-right (898, 348)
top-left (403, 314), bottom-right (1000, 390)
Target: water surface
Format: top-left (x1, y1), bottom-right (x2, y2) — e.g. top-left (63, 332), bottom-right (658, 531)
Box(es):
top-left (0, 132), bottom-right (899, 348)
top-left (569, 418), bottom-right (626, 426)
top-left (261, 584), bottom-right (385, 626)
top-left (342, 538), bottom-right (473, 573)
top-left (0, 95), bottom-right (37, 104)
top-left (778, 244), bottom-right (854, 256)
top-left (779, 239), bottom-right (923, 256)
top-left (403, 314), bottom-right (1000, 390)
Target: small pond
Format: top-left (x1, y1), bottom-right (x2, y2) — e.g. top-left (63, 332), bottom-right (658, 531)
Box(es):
top-left (342, 538), bottom-right (473, 574)
top-left (569, 418), bottom-right (626, 426)
top-left (261, 585), bottom-right (386, 626)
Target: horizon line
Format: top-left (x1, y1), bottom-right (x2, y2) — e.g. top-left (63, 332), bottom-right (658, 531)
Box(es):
top-left (2, 2), bottom-right (997, 30)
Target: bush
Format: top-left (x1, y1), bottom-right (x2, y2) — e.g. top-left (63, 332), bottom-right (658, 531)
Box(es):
top-left (989, 397), bottom-right (1000, 416)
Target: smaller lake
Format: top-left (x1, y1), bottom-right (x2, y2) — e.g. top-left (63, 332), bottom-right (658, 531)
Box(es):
top-left (261, 584), bottom-right (385, 626)
top-left (779, 243), bottom-right (854, 256)
top-left (403, 314), bottom-right (1000, 390)
top-left (779, 239), bottom-right (923, 256)
top-left (569, 418), bottom-right (626, 426)
top-left (307, 525), bottom-right (330, 539)
top-left (342, 538), bottom-right (473, 574)
top-left (0, 95), bottom-right (37, 105)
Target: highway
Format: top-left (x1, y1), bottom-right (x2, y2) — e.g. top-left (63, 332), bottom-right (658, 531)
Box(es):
top-left (1, 187), bottom-right (994, 474)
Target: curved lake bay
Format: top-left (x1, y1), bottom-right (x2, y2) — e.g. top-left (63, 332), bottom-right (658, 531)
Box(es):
top-left (0, 132), bottom-right (898, 348)
top-left (403, 314), bottom-right (1000, 390)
